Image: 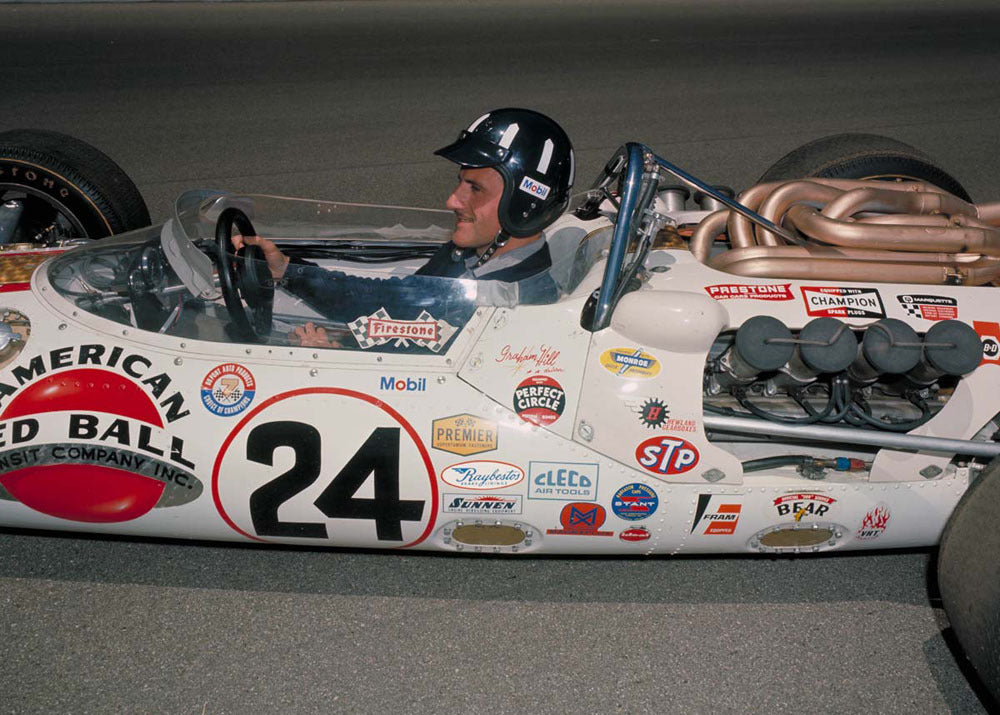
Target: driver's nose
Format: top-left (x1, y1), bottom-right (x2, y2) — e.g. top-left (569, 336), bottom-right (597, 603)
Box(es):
top-left (445, 184), bottom-right (466, 213)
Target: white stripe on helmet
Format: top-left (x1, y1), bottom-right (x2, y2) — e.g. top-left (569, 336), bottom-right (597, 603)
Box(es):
top-left (537, 138), bottom-right (554, 174)
top-left (498, 123), bottom-right (520, 149)
top-left (467, 113), bottom-right (490, 132)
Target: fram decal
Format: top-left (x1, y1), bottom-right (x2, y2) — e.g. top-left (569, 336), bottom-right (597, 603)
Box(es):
top-left (494, 344), bottom-right (562, 374)
top-left (801, 286), bottom-right (885, 318)
top-left (439, 460), bottom-right (524, 490)
top-left (348, 307), bottom-right (456, 352)
top-left (690, 494), bottom-right (741, 535)
top-left (774, 492), bottom-right (836, 519)
top-left (513, 375), bottom-right (565, 426)
top-left (635, 436), bottom-right (700, 476)
top-left (546, 502), bottom-right (613, 537)
top-left (201, 363), bottom-right (256, 417)
top-left (442, 493), bottom-right (522, 514)
top-left (856, 503), bottom-right (890, 541)
top-left (706, 284), bottom-right (793, 301)
top-left (519, 176), bottom-right (551, 200)
top-left (528, 462), bottom-right (598, 501)
top-left (599, 348), bottom-right (661, 379)
top-left (611, 483), bottom-right (658, 521)
top-left (974, 321), bottom-right (1000, 366)
top-left (431, 414), bottom-right (498, 456)
top-left (896, 294), bottom-right (958, 321)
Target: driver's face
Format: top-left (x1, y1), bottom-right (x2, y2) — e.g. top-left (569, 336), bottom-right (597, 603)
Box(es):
top-left (446, 167), bottom-right (504, 254)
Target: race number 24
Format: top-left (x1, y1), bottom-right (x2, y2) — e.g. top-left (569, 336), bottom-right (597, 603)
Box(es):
top-left (247, 421), bottom-right (424, 541)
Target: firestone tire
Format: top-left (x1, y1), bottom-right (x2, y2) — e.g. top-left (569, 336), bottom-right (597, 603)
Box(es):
top-left (938, 459), bottom-right (1000, 703)
top-left (0, 128), bottom-right (150, 241)
top-left (756, 133), bottom-right (972, 202)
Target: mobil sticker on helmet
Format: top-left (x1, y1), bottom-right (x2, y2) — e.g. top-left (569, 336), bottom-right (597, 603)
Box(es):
top-left (518, 176), bottom-right (550, 199)
top-left (635, 435), bottom-right (700, 476)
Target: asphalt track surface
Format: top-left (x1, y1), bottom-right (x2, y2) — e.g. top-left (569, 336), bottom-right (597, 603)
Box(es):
top-left (2, 1), bottom-right (1000, 712)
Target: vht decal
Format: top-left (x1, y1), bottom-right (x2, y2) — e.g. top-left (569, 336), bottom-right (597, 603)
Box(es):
top-left (801, 286), bottom-right (885, 318)
top-left (774, 493), bottom-right (836, 519)
top-left (856, 503), bottom-right (890, 541)
top-left (635, 436), bottom-right (699, 476)
top-left (213, 388), bottom-right (434, 547)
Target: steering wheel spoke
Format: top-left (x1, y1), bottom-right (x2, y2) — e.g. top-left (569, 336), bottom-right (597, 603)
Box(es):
top-left (215, 208), bottom-right (275, 343)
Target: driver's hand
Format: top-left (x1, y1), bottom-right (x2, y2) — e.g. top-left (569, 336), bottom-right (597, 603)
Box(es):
top-left (232, 233), bottom-right (291, 280)
top-left (290, 322), bottom-right (340, 348)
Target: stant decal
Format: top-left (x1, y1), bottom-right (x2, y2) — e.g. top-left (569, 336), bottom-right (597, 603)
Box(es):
top-left (0, 357), bottom-right (199, 524)
top-left (974, 321), bottom-right (1000, 366)
top-left (619, 527), bottom-right (651, 543)
top-left (611, 483), bottom-right (658, 521)
top-left (546, 502), bottom-right (613, 537)
top-left (774, 492), bottom-right (836, 519)
top-left (513, 375), bottom-right (565, 426)
top-left (801, 286), bottom-right (885, 318)
top-left (896, 294), bottom-right (958, 321)
top-left (442, 493), bottom-right (522, 514)
top-left (705, 284), bottom-right (793, 301)
top-left (690, 494), bottom-right (741, 535)
top-left (431, 414), bottom-right (498, 456)
top-left (600, 348), bottom-right (661, 379)
top-left (528, 462), bottom-right (598, 501)
top-left (856, 503), bottom-right (890, 541)
top-left (348, 307), bottom-right (456, 352)
top-left (494, 344), bottom-right (562, 374)
top-left (440, 460), bottom-right (524, 490)
top-left (635, 436), bottom-right (700, 476)
top-left (201, 363), bottom-right (256, 417)
top-left (379, 376), bottom-right (427, 392)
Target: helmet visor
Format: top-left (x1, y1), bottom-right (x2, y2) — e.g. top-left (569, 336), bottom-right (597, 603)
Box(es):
top-left (434, 130), bottom-right (511, 168)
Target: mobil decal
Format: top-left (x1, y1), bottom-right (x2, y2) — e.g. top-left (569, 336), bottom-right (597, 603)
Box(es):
top-left (431, 413), bottom-right (498, 456)
top-left (546, 502), bottom-right (613, 537)
top-left (635, 435), bottom-right (700, 476)
top-left (379, 376), bottom-right (427, 392)
top-left (0, 359), bottom-right (198, 524)
top-left (440, 460), bottom-right (524, 490)
top-left (611, 483), bottom-right (658, 521)
top-left (690, 494), bottom-right (741, 535)
top-left (619, 527), bottom-right (651, 543)
top-left (974, 321), bottom-right (1000, 366)
top-left (213, 388), bottom-right (435, 547)
top-left (349, 307), bottom-right (456, 352)
top-left (519, 176), bottom-right (551, 200)
top-left (856, 503), bottom-right (890, 541)
top-left (705, 283), bottom-right (793, 301)
top-left (494, 344), bottom-right (562, 374)
top-left (896, 294), bottom-right (958, 321)
top-left (442, 493), bottom-right (522, 515)
top-left (201, 363), bottom-right (256, 417)
top-left (528, 462), bottom-right (598, 501)
top-left (599, 347), bottom-right (660, 379)
top-left (513, 375), bottom-right (565, 426)
top-left (801, 286), bottom-right (885, 318)
top-left (774, 492), bottom-right (836, 520)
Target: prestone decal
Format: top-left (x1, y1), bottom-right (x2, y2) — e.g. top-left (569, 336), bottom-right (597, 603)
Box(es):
top-left (705, 283), bottom-right (793, 301)
top-left (801, 286), bottom-right (885, 318)
top-left (201, 363), bottom-right (256, 416)
top-left (546, 502), bottom-right (613, 537)
top-left (611, 483), bottom-right (659, 521)
top-left (513, 375), bottom-right (565, 426)
top-left (440, 460), bottom-right (524, 490)
top-left (600, 348), bottom-right (661, 379)
top-left (896, 294), bottom-right (957, 321)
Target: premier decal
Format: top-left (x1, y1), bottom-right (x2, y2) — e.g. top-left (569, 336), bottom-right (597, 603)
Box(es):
top-left (513, 375), bottom-right (565, 426)
top-left (856, 503), bottom-right (890, 541)
top-left (896, 294), bottom-right (958, 321)
top-left (635, 436), bottom-right (699, 476)
top-left (619, 527), bottom-right (651, 543)
top-left (494, 344), bottom-right (562, 374)
top-left (611, 483), bottom-right (659, 521)
top-left (599, 348), bottom-right (661, 379)
top-left (690, 494), bottom-right (741, 535)
top-left (528, 461), bottom-right (598, 500)
top-left (801, 286), bottom-right (885, 318)
top-left (348, 307), bottom-right (456, 352)
top-left (201, 363), bottom-right (256, 417)
top-left (518, 175), bottom-right (551, 200)
top-left (379, 376), bottom-right (427, 392)
top-left (440, 460), bottom-right (524, 490)
top-left (974, 321), bottom-right (1000, 366)
top-left (442, 493), bottom-right (522, 514)
top-left (546, 502), bottom-right (613, 537)
top-left (431, 413), bottom-right (498, 456)
top-left (774, 492), bottom-right (836, 519)
top-left (705, 283), bottom-right (793, 301)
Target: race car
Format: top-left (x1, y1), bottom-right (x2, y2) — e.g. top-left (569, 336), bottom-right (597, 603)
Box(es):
top-left (0, 129), bottom-right (997, 696)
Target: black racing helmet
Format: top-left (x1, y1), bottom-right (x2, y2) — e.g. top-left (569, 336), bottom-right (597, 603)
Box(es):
top-left (435, 108), bottom-right (574, 238)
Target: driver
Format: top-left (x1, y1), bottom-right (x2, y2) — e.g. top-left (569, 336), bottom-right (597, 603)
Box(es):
top-left (234, 107), bottom-right (574, 347)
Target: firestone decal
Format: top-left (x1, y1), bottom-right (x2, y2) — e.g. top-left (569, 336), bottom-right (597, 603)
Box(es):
top-left (513, 375), bottom-right (565, 426)
top-left (546, 502), bottom-right (613, 537)
top-left (896, 294), bottom-right (958, 321)
top-left (856, 503), bottom-right (890, 540)
top-left (528, 462), bottom-right (598, 501)
top-left (599, 348), bottom-right (661, 379)
top-left (348, 307), bottom-right (456, 352)
top-left (635, 436), bottom-right (700, 476)
top-left (201, 363), bottom-right (256, 417)
top-left (611, 483), bottom-right (658, 521)
top-left (440, 461), bottom-right (524, 490)
top-left (801, 286), bottom-right (886, 318)
top-left (974, 321), bottom-right (1000, 366)
top-left (705, 283), bottom-right (793, 301)
top-left (431, 414), bottom-right (498, 456)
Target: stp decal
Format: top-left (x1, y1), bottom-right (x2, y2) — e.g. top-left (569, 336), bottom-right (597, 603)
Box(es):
top-left (801, 286), bottom-right (885, 318)
top-left (348, 307), bottom-right (456, 352)
top-left (896, 294), bottom-right (957, 321)
top-left (213, 388), bottom-right (434, 547)
top-left (635, 436), bottom-right (700, 476)
top-left (431, 414), bottom-right (498, 456)
top-left (0, 358), bottom-right (198, 523)
top-left (528, 462), bottom-right (598, 501)
top-left (690, 494), bottom-right (741, 535)
top-left (201, 363), bottom-right (256, 416)
top-left (513, 375), bottom-right (565, 426)
top-left (774, 492), bottom-right (836, 520)
top-left (546, 502), bottom-right (613, 537)
top-left (974, 321), bottom-right (1000, 366)
top-left (440, 460), bottom-right (524, 490)
top-left (611, 483), bottom-right (658, 521)
top-left (599, 348), bottom-right (661, 379)
top-left (705, 283), bottom-right (793, 301)
top-left (856, 503), bottom-right (890, 541)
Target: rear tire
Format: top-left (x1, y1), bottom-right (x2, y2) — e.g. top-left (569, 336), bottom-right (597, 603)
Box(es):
top-left (938, 459), bottom-right (1000, 702)
top-left (0, 129), bottom-right (150, 242)
top-left (756, 133), bottom-right (971, 202)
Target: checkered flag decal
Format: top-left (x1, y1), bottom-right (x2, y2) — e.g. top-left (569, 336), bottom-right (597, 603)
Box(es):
top-left (349, 307), bottom-right (457, 352)
top-left (348, 307), bottom-right (390, 350)
top-left (899, 302), bottom-right (921, 317)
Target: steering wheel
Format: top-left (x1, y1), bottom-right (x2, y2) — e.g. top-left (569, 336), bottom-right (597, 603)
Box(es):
top-left (215, 207), bottom-right (274, 343)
